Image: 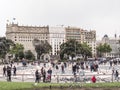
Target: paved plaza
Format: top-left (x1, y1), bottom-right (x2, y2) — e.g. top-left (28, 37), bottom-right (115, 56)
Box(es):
top-left (0, 61), bottom-right (120, 83)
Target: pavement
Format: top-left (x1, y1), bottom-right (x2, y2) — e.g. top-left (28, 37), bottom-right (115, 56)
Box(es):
top-left (0, 62), bottom-right (120, 83)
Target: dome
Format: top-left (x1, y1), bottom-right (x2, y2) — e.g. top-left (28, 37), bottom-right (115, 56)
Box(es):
top-left (104, 34), bottom-right (108, 38)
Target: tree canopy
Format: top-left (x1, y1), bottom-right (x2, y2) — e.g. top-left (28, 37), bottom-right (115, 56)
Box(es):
top-left (96, 43), bottom-right (112, 57)
top-left (0, 37), bottom-right (14, 59)
top-left (24, 50), bottom-right (35, 60)
top-left (9, 43), bottom-right (24, 60)
top-left (33, 39), bottom-right (52, 59)
top-left (60, 39), bottom-right (92, 61)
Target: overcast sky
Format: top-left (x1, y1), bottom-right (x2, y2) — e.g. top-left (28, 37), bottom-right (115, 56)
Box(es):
top-left (0, 0), bottom-right (120, 40)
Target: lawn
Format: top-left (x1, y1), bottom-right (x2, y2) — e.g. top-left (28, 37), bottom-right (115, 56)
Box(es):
top-left (0, 81), bottom-right (120, 90)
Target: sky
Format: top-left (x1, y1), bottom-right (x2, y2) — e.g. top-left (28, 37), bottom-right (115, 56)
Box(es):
top-left (0, 0), bottom-right (120, 40)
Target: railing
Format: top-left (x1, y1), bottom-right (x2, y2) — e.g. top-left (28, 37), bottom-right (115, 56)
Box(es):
top-left (0, 73), bottom-right (119, 83)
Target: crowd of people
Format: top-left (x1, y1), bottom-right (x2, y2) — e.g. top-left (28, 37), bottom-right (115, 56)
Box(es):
top-left (1, 58), bottom-right (120, 83)
top-left (3, 64), bottom-right (16, 81)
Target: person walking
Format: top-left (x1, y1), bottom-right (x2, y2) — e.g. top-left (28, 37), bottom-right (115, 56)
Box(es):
top-left (13, 66), bottom-right (16, 76)
top-left (61, 64), bottom-right (65, 74)
top-left (115, 70), bottom-right (119, 81)
top-left (43, 70), bottom-right (46, 82)
top-left (41, 67), bottom-right (44, 76)
top-left (35, 69), bottom-right (41, 83)
top-left (7, 66), bottom-right (12, 81)
top-left (47, 68), bottom-right (52, 82)
top-left (3, 66), bottom-right (7, 76)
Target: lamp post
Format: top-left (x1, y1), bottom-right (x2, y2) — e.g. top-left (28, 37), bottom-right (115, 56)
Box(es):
top-left (118, 47), bottom-right (120, 58)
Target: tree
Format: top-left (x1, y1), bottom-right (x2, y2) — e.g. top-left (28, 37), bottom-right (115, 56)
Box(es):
top-left (60, 39), bottom-right (92, 61)
top-left (10, 43), bottom-right (24, 60)
top-left (60, 39), bottom-right (81, 60)
top-left (24, 50), bottom-right (35, 60)
top-left (18, 51), bottom-right (24, 60)
top-left (96, 43), bottom-right (112, 57)
top-left (33, 39), bottom-right (52, 59)
top-left (80, 43), bottom-right (92, 60)
top-left (0, 37), bottom-right (14, 59)
top-left (103, 43), bottom-right (112, 54)
top-left (96, 43), bottom-right (103, 57)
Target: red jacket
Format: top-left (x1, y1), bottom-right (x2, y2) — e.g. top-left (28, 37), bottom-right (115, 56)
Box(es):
top-left (91, 76), bottom-right (96, 83)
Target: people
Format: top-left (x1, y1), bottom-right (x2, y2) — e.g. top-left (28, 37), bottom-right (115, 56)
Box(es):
top-left (13, 66), bottom-right (16, 76)
top-left (47, 68), bottom-right (52, 82)
top-left (3, 66), bottom-right (7, 76)
top-left (115, 70), bottom-right (119, 81)
top-left (7, 66), bottom-right (12, 81)
top-left (61, 64), bottom-right (65, 74)
top-left (43, 69), bottom-right (46, 82)
top-left (35, 69), bottom-right (41, 83)
top-left (91, 75), bottom-right (96, 83)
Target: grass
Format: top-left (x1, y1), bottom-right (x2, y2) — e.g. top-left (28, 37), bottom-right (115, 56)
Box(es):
top-left (0, 82), bottom-right (120, 90)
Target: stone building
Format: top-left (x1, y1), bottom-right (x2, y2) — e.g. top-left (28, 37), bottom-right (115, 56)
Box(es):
top-left (6, 23), bottom-right (97, 58)
top-left (65, 26), bottom-right (96, 57)
top-left (6, 23), bottom-right (49, 57)
top-left (65, 26), bottom-right (81, 42)
top-left (101, 34), bottom-right (120, 57)
top-left (83, 30), bottom-right (96, 57)
top-left (49, 26), bottom-right (65, 56)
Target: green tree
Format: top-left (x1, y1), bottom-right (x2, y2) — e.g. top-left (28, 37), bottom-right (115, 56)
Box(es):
top-left (24, 50), bottom-right (35, 60)
top-left (33, 39), bottom-right (52, 59)
top-left (96, 43), bottom-right (103, 57)
top-left (10, 43), bottom-right (24, 60)
top-left (60, 39), bottom-right (92, 61)
top-left (0, 37), bottom-right (14, 59)
top-left (60, 39), bottom-right (81, 61)
top-left (96, 43), bottom-right (112, 57)
top-left (18, 51), bottom-right (24, 60)
top-left (80, 43), bottom-right (92, 60)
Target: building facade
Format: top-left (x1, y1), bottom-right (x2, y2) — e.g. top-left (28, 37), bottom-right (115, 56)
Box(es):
top-left (49, 27), bottom-right (65, 55)
top-left (101, 34), bottom-right (120, 57)
top-left (6, 23), bottom-right (49, 56)
top-left (65, 26), bottom-right (81, 42)
top-left (83, 30), bottom-right (96, 57)
top-left (65, 27), bottom-right (96, 57)
top-left (6, 23), bottom-right (96, 58)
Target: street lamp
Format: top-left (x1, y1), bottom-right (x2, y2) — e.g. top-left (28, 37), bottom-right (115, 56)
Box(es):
top-left (118, 47), bottom-right (120, 58)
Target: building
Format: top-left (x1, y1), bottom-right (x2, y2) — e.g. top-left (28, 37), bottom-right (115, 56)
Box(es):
top-left (6, 23), bottom-right (49, 57)
top-left (49, 26), bottom-right (65, 55)
top-left (83, 30), bottom-right (96, 57)
top-left (101, 34), bottom-right (120, 57)
top-left (65, 26), bottom-right (81, 42)
top-left (6, 23), bottom-right (96, 58)
top-left (65, 26), bottom-right (96, 57)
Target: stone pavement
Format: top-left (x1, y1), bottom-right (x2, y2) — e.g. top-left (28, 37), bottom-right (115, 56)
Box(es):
top-left (0, 62), bottom-right (120, 83)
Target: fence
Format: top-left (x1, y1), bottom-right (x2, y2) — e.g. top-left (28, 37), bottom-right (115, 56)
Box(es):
top-left (0, 73), bottom-right (119, 83)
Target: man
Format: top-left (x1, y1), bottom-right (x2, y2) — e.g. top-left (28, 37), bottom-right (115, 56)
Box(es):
top-left (115, 70), bottom-right (119, 81)
top-left (3, 66), bottom-right (6, 76)
top-left (13, 66), bottom-right (17, 76)
top-left (7, 66), bottom-right (11, 81)
top-left (35, 69), bottom-right (40, 83)
top-left (43, 70), bottom-right (46, 82)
